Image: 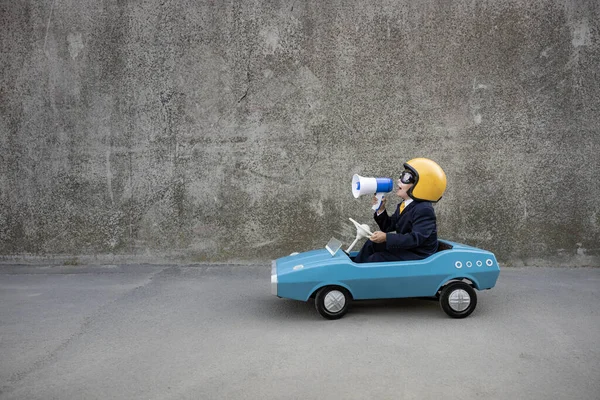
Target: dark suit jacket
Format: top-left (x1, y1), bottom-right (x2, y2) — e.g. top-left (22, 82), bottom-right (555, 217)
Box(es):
top-left (374, 200), bottom-right (438, 260)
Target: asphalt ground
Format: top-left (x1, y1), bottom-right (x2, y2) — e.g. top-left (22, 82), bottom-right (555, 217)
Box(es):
top-left (0, 264), bottom-right (599, 400)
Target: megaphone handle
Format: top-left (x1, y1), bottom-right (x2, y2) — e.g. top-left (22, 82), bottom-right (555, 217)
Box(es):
top-left (371, 193), bottom-right (385, 211)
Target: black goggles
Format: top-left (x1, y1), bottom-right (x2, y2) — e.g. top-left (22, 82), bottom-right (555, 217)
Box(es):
top-left (399, 170), bottom-right (416, 184)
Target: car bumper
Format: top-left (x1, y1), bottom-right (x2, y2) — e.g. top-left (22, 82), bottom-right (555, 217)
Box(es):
top-left (271, 260), bottom-right (278, 296)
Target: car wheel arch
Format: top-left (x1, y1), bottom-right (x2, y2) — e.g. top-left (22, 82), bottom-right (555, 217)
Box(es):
top-left (308, 282), bottom-right (354, 301)
top-left (436, 276), bottom-right (479, 294)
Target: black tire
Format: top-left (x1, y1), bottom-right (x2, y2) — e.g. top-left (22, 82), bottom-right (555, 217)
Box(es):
top-left (315, 286), bottom-right (351, 320)
top-left (439, 281), bottom-right (477, 318)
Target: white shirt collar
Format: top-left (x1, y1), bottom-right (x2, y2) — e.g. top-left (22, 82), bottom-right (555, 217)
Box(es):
top-left (403, 198), bottom-right (414, 207)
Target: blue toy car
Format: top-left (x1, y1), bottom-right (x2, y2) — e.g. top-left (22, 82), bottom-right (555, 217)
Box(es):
top-left (271, 221), bottom-right (500, 319)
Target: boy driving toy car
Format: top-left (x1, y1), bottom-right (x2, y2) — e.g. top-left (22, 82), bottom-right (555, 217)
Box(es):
top-left (353, 158), bottom-right (447, 263)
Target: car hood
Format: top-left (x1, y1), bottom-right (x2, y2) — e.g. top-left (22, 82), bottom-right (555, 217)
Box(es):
top-left (275, 249), bottom-right (344, 275)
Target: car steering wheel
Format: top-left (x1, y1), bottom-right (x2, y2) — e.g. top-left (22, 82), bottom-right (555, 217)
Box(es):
top-left (346, 218), bottom-right (374, 253)
top-left (349, 218), bottom-right (373, 237)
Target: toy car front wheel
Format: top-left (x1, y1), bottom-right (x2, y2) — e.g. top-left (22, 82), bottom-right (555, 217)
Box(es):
top-left (440, 282), bottom-right (477, 318)
top-left (315, 286), bottom-right (351, 320)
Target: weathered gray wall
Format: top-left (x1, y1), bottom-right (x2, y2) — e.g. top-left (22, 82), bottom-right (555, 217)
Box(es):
top-left (1, 0), bottom-right (599, 266)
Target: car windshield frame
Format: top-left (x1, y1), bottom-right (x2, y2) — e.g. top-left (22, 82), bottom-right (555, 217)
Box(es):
top-left (325, 237), bottom-right (343, 256)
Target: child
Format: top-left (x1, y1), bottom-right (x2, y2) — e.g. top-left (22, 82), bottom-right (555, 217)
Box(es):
top-left (353, 158), bottom-right (446, 263)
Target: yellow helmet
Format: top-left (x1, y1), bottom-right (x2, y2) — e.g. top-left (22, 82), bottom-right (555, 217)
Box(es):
top-left (403, 158), bottom-right (447, 202)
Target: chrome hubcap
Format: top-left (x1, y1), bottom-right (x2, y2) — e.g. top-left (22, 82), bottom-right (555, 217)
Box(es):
top-left (449, 289), bottom-right (471, 312)
top-left (324, 290), bottom-right (346, 313)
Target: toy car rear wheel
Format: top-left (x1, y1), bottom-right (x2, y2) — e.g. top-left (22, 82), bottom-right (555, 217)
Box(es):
top-left (440, 282), bottom-right (477, 318)
top-left (315, 286), bottom-right (351, 320)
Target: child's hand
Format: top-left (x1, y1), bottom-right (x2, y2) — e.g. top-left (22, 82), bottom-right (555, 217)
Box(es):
top-left (372, 195), bottom-right (386, 211)
top-left (370, 231), bottom-right (387, 243)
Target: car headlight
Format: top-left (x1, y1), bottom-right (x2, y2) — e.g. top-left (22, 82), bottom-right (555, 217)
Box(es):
top-left (271, 260), bottom-right (278, 296)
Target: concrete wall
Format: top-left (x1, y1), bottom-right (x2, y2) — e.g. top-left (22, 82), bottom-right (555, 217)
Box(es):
top-left (1, 0), bottom-right (599, 266)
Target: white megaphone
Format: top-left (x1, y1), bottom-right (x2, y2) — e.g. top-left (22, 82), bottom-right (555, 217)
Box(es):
top-left (352, 174), bottom-right (394, 211)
